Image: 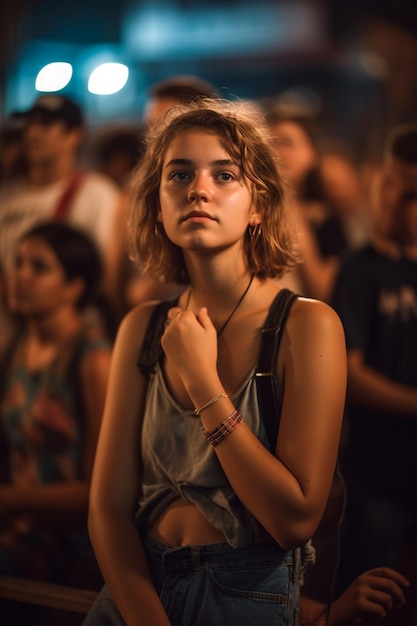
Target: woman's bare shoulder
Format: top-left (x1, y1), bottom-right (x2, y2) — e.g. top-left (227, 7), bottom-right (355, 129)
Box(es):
top-left (115, 298), bottom-right (174, 355)
top-left (284, 295), bottom-right (346, 355)
top-left (291, 295), bottom-right (344, 330)
top-left (120, 299), bottom-right (168, 333)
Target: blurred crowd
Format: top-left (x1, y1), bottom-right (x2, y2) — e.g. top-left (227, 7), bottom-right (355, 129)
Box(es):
top-left (0, 74), bottom-right (416, 626)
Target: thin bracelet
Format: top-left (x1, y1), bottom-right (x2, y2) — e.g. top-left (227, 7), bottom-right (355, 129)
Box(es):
top-left (194, 393), bottom-right (228, 415)
top-left (205, 410), bottom-right (243, 447)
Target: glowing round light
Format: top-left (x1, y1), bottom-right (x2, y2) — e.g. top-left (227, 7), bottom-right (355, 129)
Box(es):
top-left (88, 63), bottom-right (129, 95)
top-left (35, 62), bottom-right (73, 92)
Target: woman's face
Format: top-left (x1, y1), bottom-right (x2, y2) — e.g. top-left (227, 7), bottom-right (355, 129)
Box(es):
top-left (158, 128), bottom-right (259, 254)
top-left (269, 120), bottom-right (317, 188)
top-left (8, 236), bottom-right (77, 315)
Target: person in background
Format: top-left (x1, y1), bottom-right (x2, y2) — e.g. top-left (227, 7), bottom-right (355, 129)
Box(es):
top-left (331, 123), bottom-right (417, 626)
top-left (0, 222), bottom-right (113, 603)
top-left (265, 104), bottom-right (349, 302)
top-left (143, 74), bottom-right (220, 128)
top-left (81, 123), bottom-right (146, 193)
top-left (0, 94), bottom-right (127, 326)
top-left (83, 98), bottom-right (346, 626)
top-left (319, 144), bottom-right (372, 249)
top-left (124, 75), bottom-right (220, 310)
top-left (79, 122), bottom-right (148, 316)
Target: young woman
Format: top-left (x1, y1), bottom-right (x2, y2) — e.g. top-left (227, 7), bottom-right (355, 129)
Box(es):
top-left (84, 99), bottom-right (347, 626)
top-left (0, 221), bottom-right (113, 589)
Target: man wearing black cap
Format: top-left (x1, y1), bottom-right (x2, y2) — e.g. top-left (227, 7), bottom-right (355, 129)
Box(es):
top-left (21, 93), bottom-right (85, 129)
top-left (0, 94), bottom-right (126, 318)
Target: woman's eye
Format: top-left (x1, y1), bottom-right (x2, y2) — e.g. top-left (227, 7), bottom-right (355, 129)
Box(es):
top-left (32, 260), bottom-right (50, 273)
top-left (170, 171), bottom-right (190, 181)
top-left (217, 172), bottom-right (234, 182)
top-left (13, 257), bottom-right (50, 273)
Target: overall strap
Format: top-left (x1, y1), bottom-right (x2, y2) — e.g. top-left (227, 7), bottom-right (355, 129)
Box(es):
top-left (137, 298), bottom-right (179, 377)
top-left (137, 289), bottom-right (298, 452)
top-left (255, 288), bottom-right (298, 450)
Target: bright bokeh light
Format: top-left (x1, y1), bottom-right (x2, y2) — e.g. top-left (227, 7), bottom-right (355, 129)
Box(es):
top-left (35, 62), bottom-right (73, 92)
top-left (88, 63), bottom-right (129, 95)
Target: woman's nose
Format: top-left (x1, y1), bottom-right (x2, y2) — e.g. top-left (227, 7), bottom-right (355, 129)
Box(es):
top-left (14, 262), bottom-right (31, 280)
top-left (187, 174), bottom-right (209, 203)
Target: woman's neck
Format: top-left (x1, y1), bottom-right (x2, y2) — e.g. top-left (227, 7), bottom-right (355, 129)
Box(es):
top-left (184, 246), bottom-right (249, 293)
top-left (183, 267), bottom-right (259, 336)
top-left (20, 310), bottom-right (82, 372)
top-left (26, 308), bottom-right (83, 345)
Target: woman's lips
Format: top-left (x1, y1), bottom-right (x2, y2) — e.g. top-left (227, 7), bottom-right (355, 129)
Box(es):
top-left (182, 210), bottom-right (215, 222)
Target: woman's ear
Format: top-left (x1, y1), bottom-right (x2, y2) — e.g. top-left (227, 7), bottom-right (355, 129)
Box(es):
top-left (65, 276), bottom-right (86, 306)
top-left (156, 199), bottom-right (163, 223)
top-left (249, 210), bottom-right (262, 226)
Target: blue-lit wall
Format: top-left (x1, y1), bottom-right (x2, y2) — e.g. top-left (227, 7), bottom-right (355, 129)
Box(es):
top-left (2, 0), bottom-right (389, 142)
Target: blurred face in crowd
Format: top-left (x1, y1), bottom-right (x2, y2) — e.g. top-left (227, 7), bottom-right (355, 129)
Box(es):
top-left (374, 156), bottom-right (417, 250)
top-left (320, 153), bottom-right (364, 215)
top-left (269, 120), bottom-right (318, 189)
top-left (8, 236), bottom-right (81, 315)
top-left (23, 113), bottom-right (82, 166)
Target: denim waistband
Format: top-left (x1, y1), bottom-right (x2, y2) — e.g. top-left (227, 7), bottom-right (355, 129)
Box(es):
top-left (143, 531), bottom-right (296, 575)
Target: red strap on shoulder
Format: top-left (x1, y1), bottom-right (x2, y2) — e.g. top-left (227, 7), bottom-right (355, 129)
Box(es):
top-left (53, 171), bottom-right (86, 221)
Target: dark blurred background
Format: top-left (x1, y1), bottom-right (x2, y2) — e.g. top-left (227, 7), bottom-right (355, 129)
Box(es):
top-left (2, 0), bottom-right (417, 156)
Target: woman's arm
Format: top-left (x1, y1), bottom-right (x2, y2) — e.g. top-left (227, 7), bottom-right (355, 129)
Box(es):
top-left (299, 595), bottom-right (328, 625)
top-left (87, 304), bottom-right (172, 626)
top-left (294, 203), bottom-right (340, 302)
top-left (162, 298), bottom-right (347, 549)
top-left (81, 347), bottom-right (114, 480)
top-left (346, 348), bottom-right (417, 417)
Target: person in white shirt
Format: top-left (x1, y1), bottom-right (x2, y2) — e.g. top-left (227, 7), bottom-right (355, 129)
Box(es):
top-left (0, 95), bottom-right (126, 323)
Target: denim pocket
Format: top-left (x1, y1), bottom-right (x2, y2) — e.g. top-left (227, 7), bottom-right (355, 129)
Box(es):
top-left (203, 562), bottom-right (296, 625)
top-left (209, 561), bottom-right (291, 603)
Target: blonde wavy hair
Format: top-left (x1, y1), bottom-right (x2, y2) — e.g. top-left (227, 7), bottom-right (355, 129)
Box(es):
top-left (127, 98), bottom-right (299, 284)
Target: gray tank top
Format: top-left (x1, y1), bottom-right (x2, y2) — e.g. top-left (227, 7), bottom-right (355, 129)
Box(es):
top-left (135, 362), bottom-right (271, 548)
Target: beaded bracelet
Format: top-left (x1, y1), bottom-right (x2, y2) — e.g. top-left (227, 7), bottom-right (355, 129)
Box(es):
top-left (194, 392), bottom-right (228, 416)
top-left (204, 409), bottom-right (243, 447)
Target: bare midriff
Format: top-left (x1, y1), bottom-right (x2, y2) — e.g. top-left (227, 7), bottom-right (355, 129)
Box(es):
top-left (150, 498), bottom-right (227, 547)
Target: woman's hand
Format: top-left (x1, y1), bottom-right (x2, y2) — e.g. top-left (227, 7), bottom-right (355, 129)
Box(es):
top-left (161, 306), bottom-right (218, 389)
top-left (328, 567), bottom-right (409, 625)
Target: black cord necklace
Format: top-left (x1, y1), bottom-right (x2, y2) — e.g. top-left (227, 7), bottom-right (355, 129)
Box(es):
top-left (185, 272), bottom-right (255, 337)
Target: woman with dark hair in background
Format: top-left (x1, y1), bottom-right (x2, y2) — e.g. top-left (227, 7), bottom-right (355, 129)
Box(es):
top-left (0, 222), bottom-right (113, 607)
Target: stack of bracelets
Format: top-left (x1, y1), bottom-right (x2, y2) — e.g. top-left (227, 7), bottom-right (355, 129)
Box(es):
top-left (204, 409), bottom-right (243, 447)
top-left (194, 393), bottom-right (243, 448)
